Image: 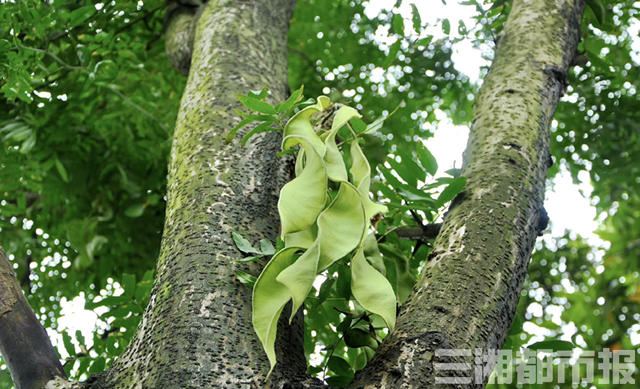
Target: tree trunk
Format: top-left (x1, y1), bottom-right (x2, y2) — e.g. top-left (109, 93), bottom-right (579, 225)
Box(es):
top-left (101, 1), bottom-right (305, 388)
top-left (348, 1), bottom-right (585, 388)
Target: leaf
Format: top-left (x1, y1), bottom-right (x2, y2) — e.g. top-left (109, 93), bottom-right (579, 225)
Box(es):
top-left (392, 14), bottom-right (404, 36)
top-left (411, 4), bottom-right (422, 31)
top-left (386, 157), bottom-right (419, 187)
top-left (586, 0), bottom-right (605, 26)
top-left (324, 105), bottom-right (361, 182)
top-left (0, 39), bottom-right (10, 52)
top-left (232, 232), bottom-right (262, 255)
top-left (435, 176), bottom-right (467, 208)
top-left (490, 0), bottom-right (507, 9)
top-left (236, 271), bottom-right (258, 287)
top-left (226, 117), bottom-right (256, 143)
top-left (248, 88), bottom-right (269, 100)
top-left (69, 5), bottom-right (94, 28)
top-left (442, 19), bottom-right (451, 35)
top-left (259, 239), bottom-right (276, 255)
top-left (277, 183), bottom-right (365, 321)
top-left (527, 340), bottom-right (575, 351)
top-left (418, 145), bottom-right (438, 176)
top-left (54, 157), bottom-right (69, 183)
top-left (350, 141), bottom-right (387, 220)
top-left (278, 137), bottom-right (327, 237)
top-left (237, 94), bottom-right (277, 114)
top-left (316, 276), bottom-right (336, 306)
top-left (351, 249), bottom-right (396, 331)
top-left (233, 256), bottom-right (262, 263)
top-left (61, 331), bottom-right (75, 357)
top-left (240, 120), bottom-right (278, 146)
top-left (363, 102), bottom-right (401, 134)
top-left (252, 247), bottom-right (298, 376)
top-left (20, 132), bottom-right (36, 154)
top-left (363, 233), bottom-right (385, 276)
top-left (282, 96), bottom-right (330, 154)
top-left (122, 273), bottom-right (136, 299)
top-left (344, 328), bottom-right (379, 349)
top-left (328, 356), bottom-right (353, 376)
top-left (383, 40), bottom-right (402, 69)
top-left (124, 204), bottom-right (145, 218)
top-left (276, 85), bottom-right (304, 113)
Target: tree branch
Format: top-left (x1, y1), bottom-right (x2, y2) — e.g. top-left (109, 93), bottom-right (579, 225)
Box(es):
top-left (392, 224), bottom-right (442, 240)
top-left (0, 245), bottom-right (67, 389)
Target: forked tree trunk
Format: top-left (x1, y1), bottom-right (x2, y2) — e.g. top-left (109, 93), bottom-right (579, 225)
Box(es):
top-left (0, 1), bottom-right (587, 388)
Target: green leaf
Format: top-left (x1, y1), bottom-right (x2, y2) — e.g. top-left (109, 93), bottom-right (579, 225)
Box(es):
top-left (260, 239), bottom-right (276, 255)
top-left (54, 157), bottom-right (69, 183)
top-left (0, 39), bottom-right (10, 52)
top-left (316, 276), bottom-right (336, 306)
top-left (363, 233), bottom-right (385, 276)
top-left (282, 96), bottom-right (330, 154)
top-left (69, 5), bottom-right (95, 28)
top-left (392, 14), bottom-right (404, 36)
top-left (276, 85), bottom-right (304, 113)
top-left (328, 356), bottom-right (353, 376)
top-left (252, 247), bottom-right (298, 376)
top-left (418, 145), bottom-right (438, 176)
top-left (351, 248), bottom-right (396, 331)
top-left (442, 19), bottom-right (451, 35)
top-left (411, 4), bottom-right (422, 31)
top-left (350, 141), bottom-right (387, 220)
top-left (124, 204), bottom-right (145, 218)
top-left (248, 88), bottom-right (269, 100)
top-left (527, 340), bottom-right (575, 351)
top-left (586, 0), bottom-right (605, 26)
top-left (237, 94), bottom-right (277, 114)
top-left (236, 271), bottom-right (258, 287)
top-left (363, 102), bottom-right (401, 134)
top-left (324, 105), bottom-right (361, 182)
top-left (277, 183), bottom-right (365, 321)
top-left (233, 256), bottom-right (262, 263)
top-left (232, 232), bottom-right (262, 255)
top-left (344, 328), bottom-right (379, 349)
top-left (122, 273), bottom-right (136, 298)
top-left (240, 120), bottom-right (278, 146)
top-left (383, 40), bottom-right (402, 69)
top-left (435, 177), bottom-right (467, 208)
top-left (278, 137), bottom-right (328, 237)
top-left (61, 331), bottom-right (75, 357)
top-left (226, 117), bottom-right (256, 143)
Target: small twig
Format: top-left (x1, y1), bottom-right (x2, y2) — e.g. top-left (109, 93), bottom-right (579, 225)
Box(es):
top-left (113, 5), bottom-right (164, 36)
top-left (16, 46), bottom-right (86, 71)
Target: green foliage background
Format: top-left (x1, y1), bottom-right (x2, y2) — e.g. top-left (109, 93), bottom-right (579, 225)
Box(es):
top-left (0, 0), bottom-right (639, 387)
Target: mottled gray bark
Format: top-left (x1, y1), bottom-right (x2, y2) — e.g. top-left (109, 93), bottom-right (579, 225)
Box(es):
top-left (0, 245), bottom-right (67, 389)
top-left (101, 1), bottom-right (306, 388)
top-left (348, 1), bottom-right (586, 388)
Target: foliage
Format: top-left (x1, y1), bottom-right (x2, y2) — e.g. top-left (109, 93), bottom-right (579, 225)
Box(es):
top-left (0, 0), bottom-right (639, 387)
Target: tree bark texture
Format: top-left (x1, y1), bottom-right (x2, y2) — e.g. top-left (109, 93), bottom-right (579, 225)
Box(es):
top-left (102, 1), bottom-right (302, 388)
top-left (0, 245), bottom-right (67, 389)
top-left (349, 1), bottom-right (586, 388)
